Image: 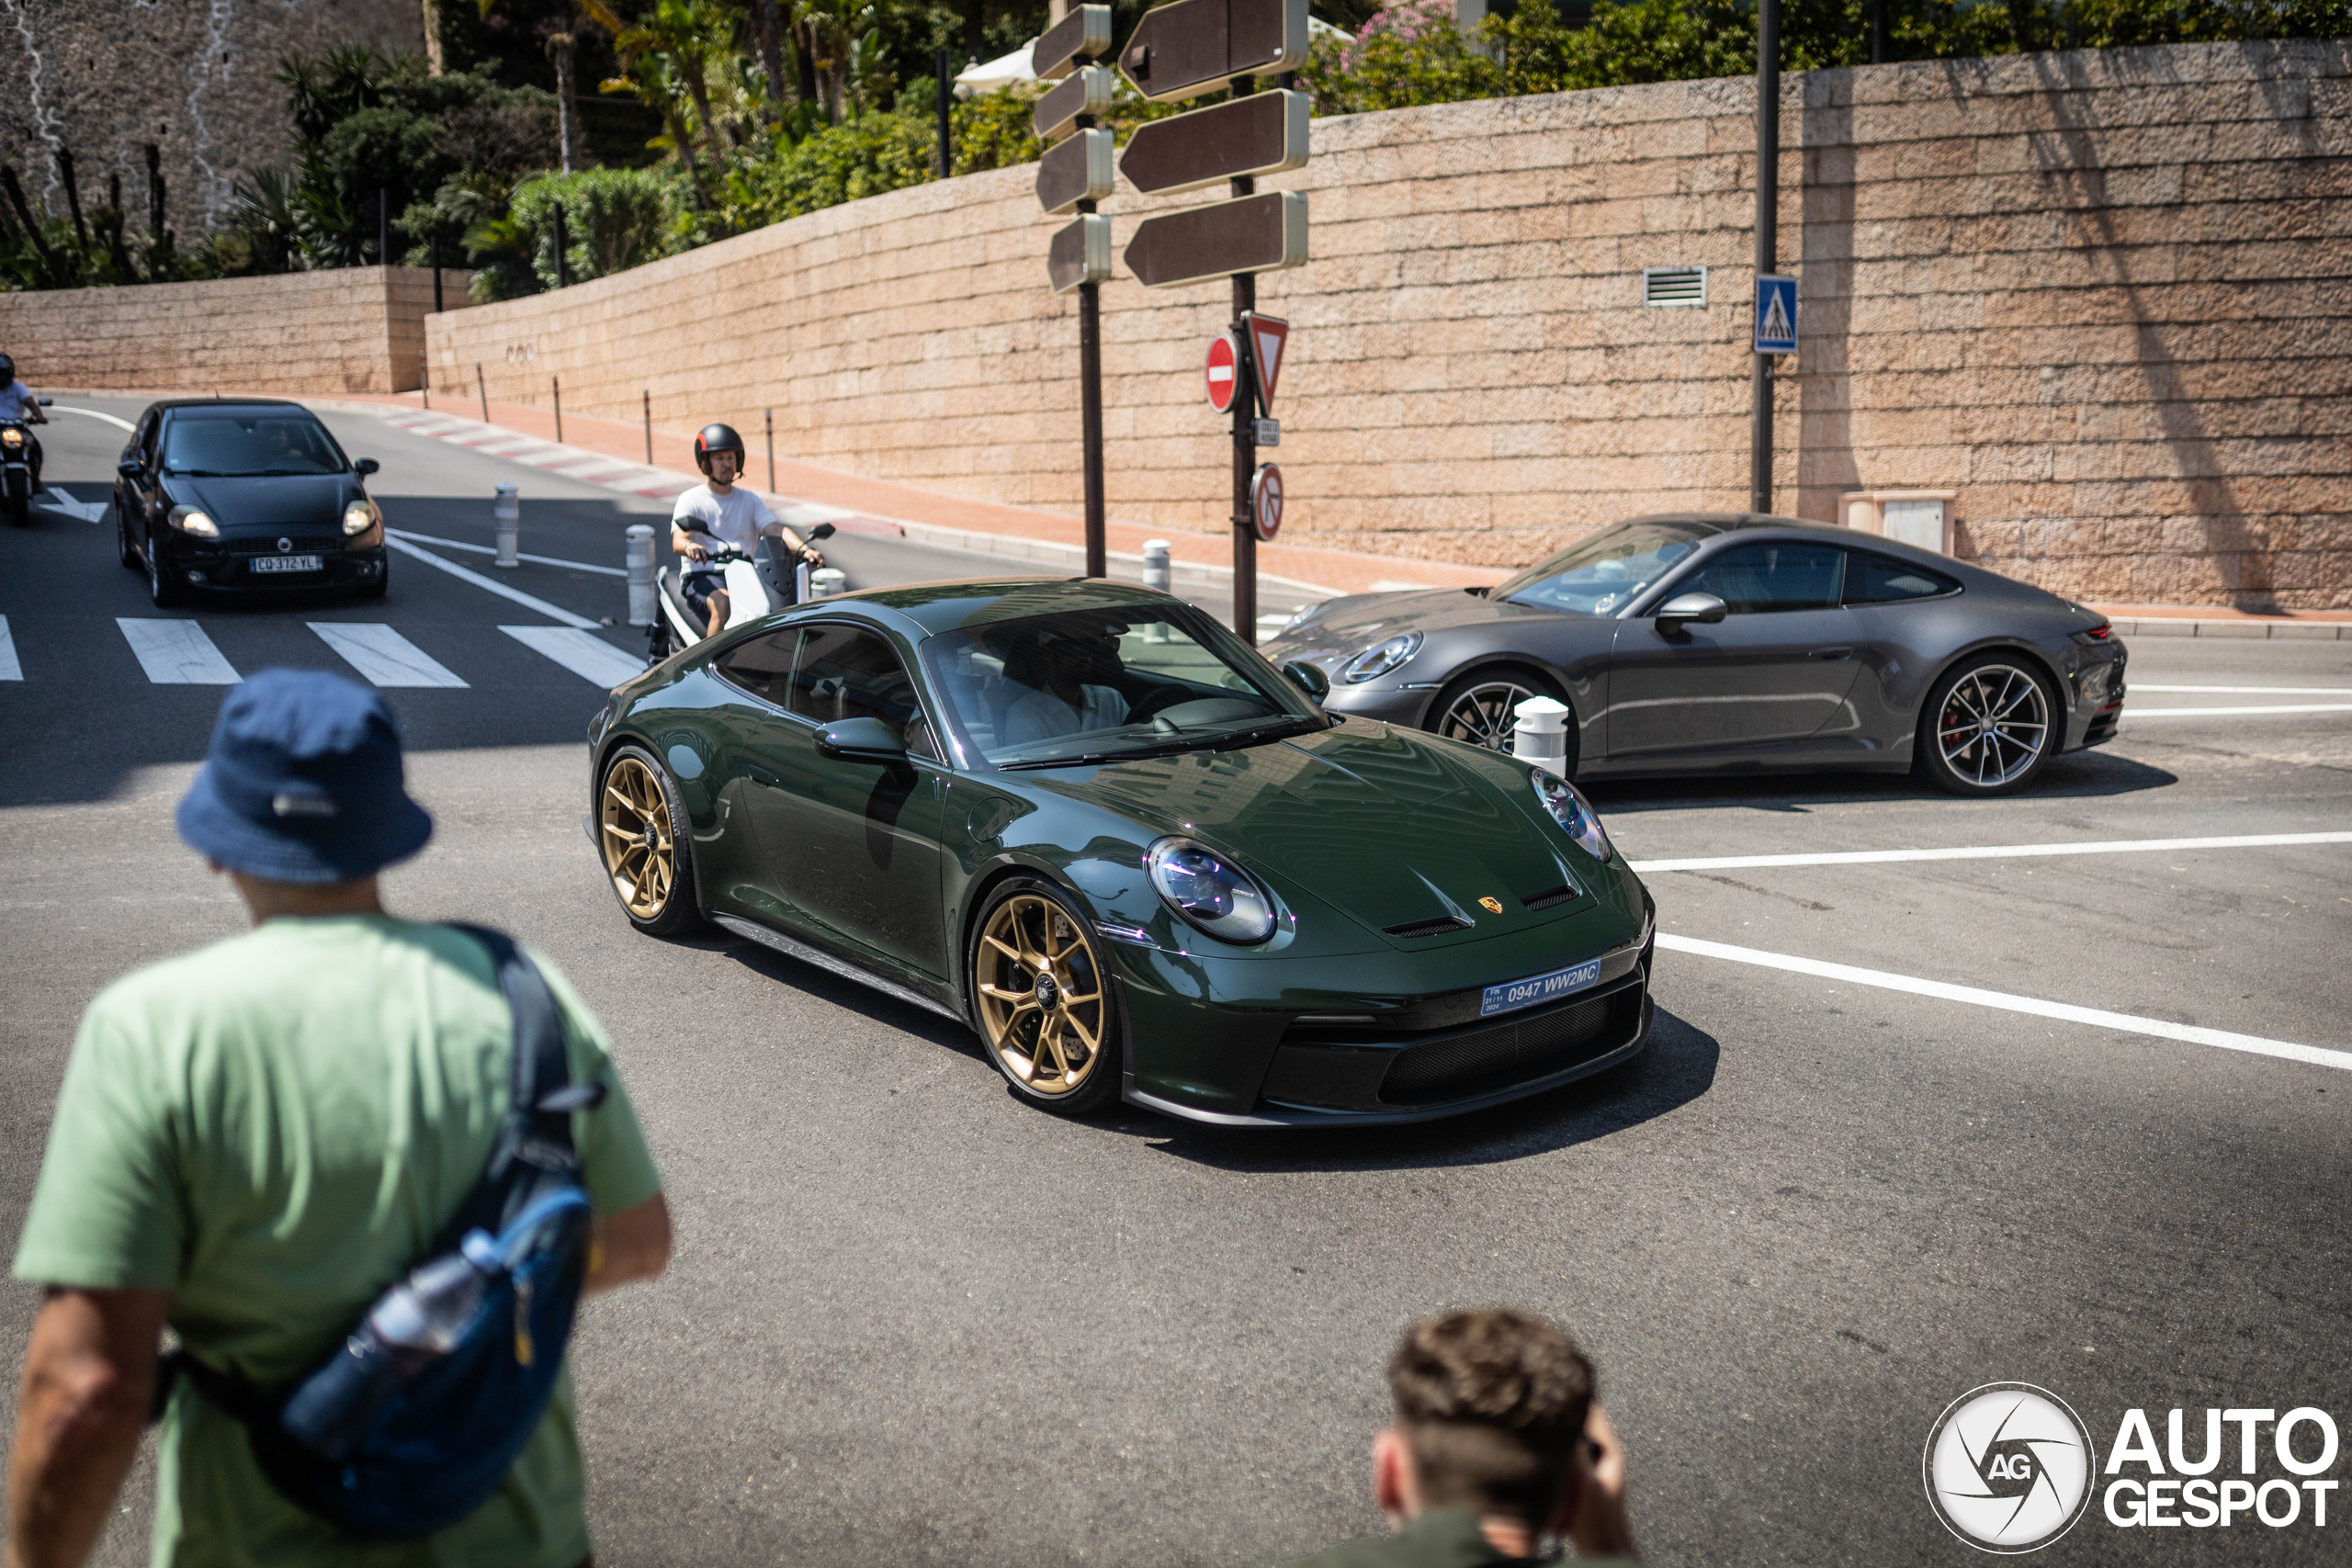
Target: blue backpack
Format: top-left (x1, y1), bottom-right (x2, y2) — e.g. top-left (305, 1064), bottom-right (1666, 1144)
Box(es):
top-left (164, 927), bottom-right (605, 1539)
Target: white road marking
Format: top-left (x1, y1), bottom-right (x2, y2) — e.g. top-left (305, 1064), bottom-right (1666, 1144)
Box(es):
top-left (1656, 933), bottom-right (2352, 1074)
top-left (383, 528), bottom-right (626, 577)
top-left (37, 488), bottom-right (107, 524)
top-left (383, 536), bottom-right (600, 629)
top-left (0, 615), bottom-right (18, 681)
top-left (118, 617), bottom-right (239, 683)
top-left (500, 626), bottom-right (645, 688)
top-left (308, 623), bottom-right (468, 688)
top-left (2132, 683), bottom-right (2352, 694)
top-left (48, 405), bottom-right (136, 432)
top-left (1629, 831), bottom-right (2352, 874)
top-left (2121, 704), bottom-right (2352, 717)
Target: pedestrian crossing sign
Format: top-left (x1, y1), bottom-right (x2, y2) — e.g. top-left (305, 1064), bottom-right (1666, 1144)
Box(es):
top-left (1755, 274), bottom-right (1798, 355)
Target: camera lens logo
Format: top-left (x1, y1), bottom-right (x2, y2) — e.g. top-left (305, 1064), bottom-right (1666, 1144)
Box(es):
top-left (1923, 1383), bottom-right (2096, 1553)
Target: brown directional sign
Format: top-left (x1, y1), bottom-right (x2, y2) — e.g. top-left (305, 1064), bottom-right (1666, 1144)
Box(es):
top-left (1033, 66), bottom-right (1115, 144)
top-left (1032, 3), bottom-right (1114, 80)
top-left (1119, 90), bottom-right (1308, 196)
top-left (1037, 130), bottom-right (1115, 216)
top-left (1125, 190), bottom-right (1307, 288)
top-left (1119, 0), bottom-right (1309, 103)
top-left (1048, 214), bottom-right (1113, 294)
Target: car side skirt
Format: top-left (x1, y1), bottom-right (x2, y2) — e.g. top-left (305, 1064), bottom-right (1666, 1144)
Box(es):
top-left (712, 912), bottom-right (966, 1025)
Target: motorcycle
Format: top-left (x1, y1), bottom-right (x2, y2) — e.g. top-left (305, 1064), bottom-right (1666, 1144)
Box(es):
top-left (2, 397), bottom-right (53, 527)
top-left (650, 522), bottom-right (836, 660)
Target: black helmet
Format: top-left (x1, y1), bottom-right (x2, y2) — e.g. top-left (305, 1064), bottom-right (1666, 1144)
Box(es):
top-left (0, 354), bottom-right (15, 383)
top-left (693, 423), bottom-right (746, 476)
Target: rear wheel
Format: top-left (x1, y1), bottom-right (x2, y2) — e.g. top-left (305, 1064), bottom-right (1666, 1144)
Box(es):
top-left (1427, 667), bottom-right (1576, 773)
top-left (1917, 656), bottom-right (2058, 795)
top-left (597, 745), bottom-right (702, 936)
top-left (969, 877), bottom-right (1121, 1115)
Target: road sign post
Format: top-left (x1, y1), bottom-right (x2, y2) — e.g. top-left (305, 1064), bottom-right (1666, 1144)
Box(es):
top-left (1752, 0), bottom-right (1779, 513)
top-left (1035, 3), bottom-right (1116, 578)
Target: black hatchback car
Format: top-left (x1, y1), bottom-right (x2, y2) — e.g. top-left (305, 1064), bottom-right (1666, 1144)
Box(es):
top-left (113, 399), bottom-right (387, 607)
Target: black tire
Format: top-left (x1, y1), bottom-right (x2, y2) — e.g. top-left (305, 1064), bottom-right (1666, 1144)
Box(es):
top-left (967, 875), bottom-right (1123, 1116)
top-left (147, 536), bottom-right (187, 608)
top-left (1425, 666), bottom-right (1577, 773)
top-left (595, 744), bottom-right (704, 936)
top-left (3, 494), bottom-right (27, 529)
top-left (116, 502), bottom-right (141, 570)
top-left (1916, 654), bottom-right (2060, 796)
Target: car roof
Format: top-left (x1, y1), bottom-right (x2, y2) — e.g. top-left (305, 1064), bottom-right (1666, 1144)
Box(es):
top-left (1621, 511), bottom-right (1835, 535)
top-left (820, 576), bottom-right (1181, 637)
top-left (151, 398), bottom-right (316, 416)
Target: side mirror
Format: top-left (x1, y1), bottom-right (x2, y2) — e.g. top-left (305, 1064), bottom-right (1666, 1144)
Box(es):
top-left (1282, 659), bottom-right (1330, 701)
top-left (354, 457), bottom-right (380, 477)
top-left (1654, 592), bottom-right (1727, 632)
top-left (816, 716), bottom-right (908, 762)
top-left (807, 522), bottom-right (835, 542)
top-left (118, 458), bottom-right (143, 480)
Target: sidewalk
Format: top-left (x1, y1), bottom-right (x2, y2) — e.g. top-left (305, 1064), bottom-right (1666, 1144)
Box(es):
top-left (317, 390), bottom-right (1498, 604)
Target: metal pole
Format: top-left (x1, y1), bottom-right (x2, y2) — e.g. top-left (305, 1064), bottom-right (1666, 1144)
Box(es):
top-left (1079, 277), bottom-right (1106, 576)
top-left (935, 49), bottom-right (954, 178)
top-left (1229, 89), bottom-right (1260, 647)
top-left (1751, 0), bottom-right (1779, 515)
top-left (420, 351), bottom-right (429, 409)
top-left (552, 375), bottom-right (563, 443)
top-left (643, 390), bottom-right (652, 463)
top-left (1871, 0), bottom-right (1888, 63)
top-left (477, 362), bottom-right (490, 424)
top-left (764, 407), bottom-right (775, 491)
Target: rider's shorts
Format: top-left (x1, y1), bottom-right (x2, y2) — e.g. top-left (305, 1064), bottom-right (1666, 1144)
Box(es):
top-left (681, 570), bottom-right (723, 623)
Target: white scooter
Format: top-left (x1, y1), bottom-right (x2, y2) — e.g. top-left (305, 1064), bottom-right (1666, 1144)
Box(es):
top-left (651, 522), bottom-right (835, 659)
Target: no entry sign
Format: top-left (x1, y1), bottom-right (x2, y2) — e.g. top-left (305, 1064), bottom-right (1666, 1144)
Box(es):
top-left (1205, 333), bottom-right (1239, 412)
top-left (1251, 463), bottom-right (1283, 540)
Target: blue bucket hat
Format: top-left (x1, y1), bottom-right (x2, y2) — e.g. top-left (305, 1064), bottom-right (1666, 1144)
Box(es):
top-left (176, 669), bottom-right (434, 884)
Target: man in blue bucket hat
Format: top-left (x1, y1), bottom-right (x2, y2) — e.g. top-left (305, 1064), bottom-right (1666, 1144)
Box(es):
top-left (7, 670), bottom-right (671, 1568)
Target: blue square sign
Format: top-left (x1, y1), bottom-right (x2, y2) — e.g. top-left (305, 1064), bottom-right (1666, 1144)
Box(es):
top-left (1755, 274), bottom-right (1798, 355)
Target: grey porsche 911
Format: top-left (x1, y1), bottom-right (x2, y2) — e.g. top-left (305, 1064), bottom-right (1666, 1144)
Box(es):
top-left (1261, 513), bottom-right (2128, 795)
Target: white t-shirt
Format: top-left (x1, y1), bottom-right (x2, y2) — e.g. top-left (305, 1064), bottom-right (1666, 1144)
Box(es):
top-left (672, 483), bottom-right (776, 577)
top-left (1, 380), bottom-right (37, 418)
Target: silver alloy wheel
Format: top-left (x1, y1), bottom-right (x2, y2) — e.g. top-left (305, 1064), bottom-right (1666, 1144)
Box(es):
top-left (1437, 679), bottom-right (1542, 752)
top-left (1936, 663), bottom-right (2051, 787)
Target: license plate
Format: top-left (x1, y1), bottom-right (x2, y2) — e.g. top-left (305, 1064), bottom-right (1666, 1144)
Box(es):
top-left (251, 554), bottom-right (323, 574)
top-left (1480, 956), bottom-right (1604, 1018)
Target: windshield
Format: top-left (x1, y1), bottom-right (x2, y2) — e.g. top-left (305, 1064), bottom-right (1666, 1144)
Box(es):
top-left (922, 604), bottom-right (1323, 769)
top-left (163, 412), bottom-right (348, 477)
top-left (1493, 521), bottom-right (1716, 615)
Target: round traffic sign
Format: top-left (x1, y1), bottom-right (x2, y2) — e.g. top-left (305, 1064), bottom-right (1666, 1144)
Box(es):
top-left (1204, 333), bottom-right (1239, 413)
top-left (1251, 463), bottom-right (1283, 541)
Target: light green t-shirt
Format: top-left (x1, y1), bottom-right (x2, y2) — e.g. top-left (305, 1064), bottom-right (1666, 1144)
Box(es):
top-left (12, 915), bottom-right (664, 1568)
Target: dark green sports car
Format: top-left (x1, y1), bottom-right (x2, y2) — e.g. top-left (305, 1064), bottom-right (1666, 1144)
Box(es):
top-left (585, 578), bottom-right (1655, 1126)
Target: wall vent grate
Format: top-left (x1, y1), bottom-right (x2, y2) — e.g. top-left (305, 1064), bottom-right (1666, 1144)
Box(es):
top-left (1643, 266), bottom-right (1707, 307)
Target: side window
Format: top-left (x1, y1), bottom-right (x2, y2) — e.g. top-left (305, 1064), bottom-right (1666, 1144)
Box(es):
top-left (1673, 543), bottom-right (1846, 614)
top-left (140, 412), bottom-right (161, 462)
top-left (714, 629), bottom-right (798, 706)
top-left (786, 624), bottom-right (928, 740)
top-left (1845, 551), bottom-right (1959, 605)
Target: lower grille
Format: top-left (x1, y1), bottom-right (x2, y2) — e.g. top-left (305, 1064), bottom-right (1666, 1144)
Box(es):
top-left (229, 535), bottom-right (340, 556)
top-left (1379, 977), bottom-right (1644, 1107)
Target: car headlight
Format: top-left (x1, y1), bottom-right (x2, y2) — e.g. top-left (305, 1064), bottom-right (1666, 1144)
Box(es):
top-left (1530, 768), bottom-right (1612, 863)
top-left (343, 500), bottom-right (379, 536)
top-left (167, 504), bottom-right (219, 538)
top-left (1145, 836), bottom-right (1277, 944)
top-left (1340, 631), bottom-right (1421, 683)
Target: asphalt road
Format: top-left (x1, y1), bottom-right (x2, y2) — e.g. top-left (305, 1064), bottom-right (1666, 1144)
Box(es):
top-left (2, 397), bottom-right (2346, 1565)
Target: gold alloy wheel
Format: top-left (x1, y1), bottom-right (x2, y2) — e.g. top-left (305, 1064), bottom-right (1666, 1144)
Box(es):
top-left (599, 756), bottom-right (676, 919)
top-left (975, 894), bottom-right (1106, 1097)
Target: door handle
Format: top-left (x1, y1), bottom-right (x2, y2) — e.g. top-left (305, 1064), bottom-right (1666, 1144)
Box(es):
top-left (1810, 647), bottom-right (1854, 660)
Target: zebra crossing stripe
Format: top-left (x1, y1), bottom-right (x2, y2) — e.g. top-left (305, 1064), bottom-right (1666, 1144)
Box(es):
top-left (308, 623), bottom-right (469, 688)
top-left (500, 626), bottom-right (646, 688)
top-left (118, 618), bottom-right (240, 684)
top-left (0, 615), bottom-right (19, 681)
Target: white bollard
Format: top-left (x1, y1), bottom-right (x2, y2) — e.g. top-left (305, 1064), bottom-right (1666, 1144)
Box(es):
top-left (625, 524), bottom-right (656, 626)
top-left (809, 567), bottom-right (846, 598)
top-left (1512, 695), bottom-right (1571, 774)
top-left (492, 483), bottom-right (520, 569)
top-left (1142, 538), bottom-right (1172, 641)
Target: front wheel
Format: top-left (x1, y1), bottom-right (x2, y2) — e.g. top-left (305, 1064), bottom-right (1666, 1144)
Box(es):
top-left (147, 538), bottom-right (186, 607)
top-left (596, 745), bottom-right (703, 936)
top-left (1427, 666), bottom-right (1576, 773)
top-left (969, 877), bottom-right (1122, 1115)
top-left (1917, 656), bottom-right (2059, 795)
top-left (3, 493), bottom-right (27, 529)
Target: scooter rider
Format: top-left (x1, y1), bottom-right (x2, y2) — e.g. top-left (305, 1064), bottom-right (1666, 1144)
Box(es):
top-left (671, 423), bottom-right (824, 639)
top-left (0, 354), bottom-right (47, 491)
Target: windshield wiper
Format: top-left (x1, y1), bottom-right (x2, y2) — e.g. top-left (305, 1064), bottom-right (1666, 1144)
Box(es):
top-left (1211, 716), bottom-right (1327, 750)
top-left (995, 742), bottom-right (1193, 772)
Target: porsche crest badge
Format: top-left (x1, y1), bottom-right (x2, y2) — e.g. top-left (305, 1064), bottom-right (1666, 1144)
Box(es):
top-left (1478, 897), bottom-right (1504, 914)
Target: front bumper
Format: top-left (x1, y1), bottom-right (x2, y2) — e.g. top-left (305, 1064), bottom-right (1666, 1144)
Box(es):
top-left (1108, 894), bottom-right (1655, 1126)
top-left (164, 540), bottom-right (388, 593)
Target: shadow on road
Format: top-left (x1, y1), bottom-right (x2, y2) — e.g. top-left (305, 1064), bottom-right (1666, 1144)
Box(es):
top-left (1580, 748), bottom-right (2177, 815)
